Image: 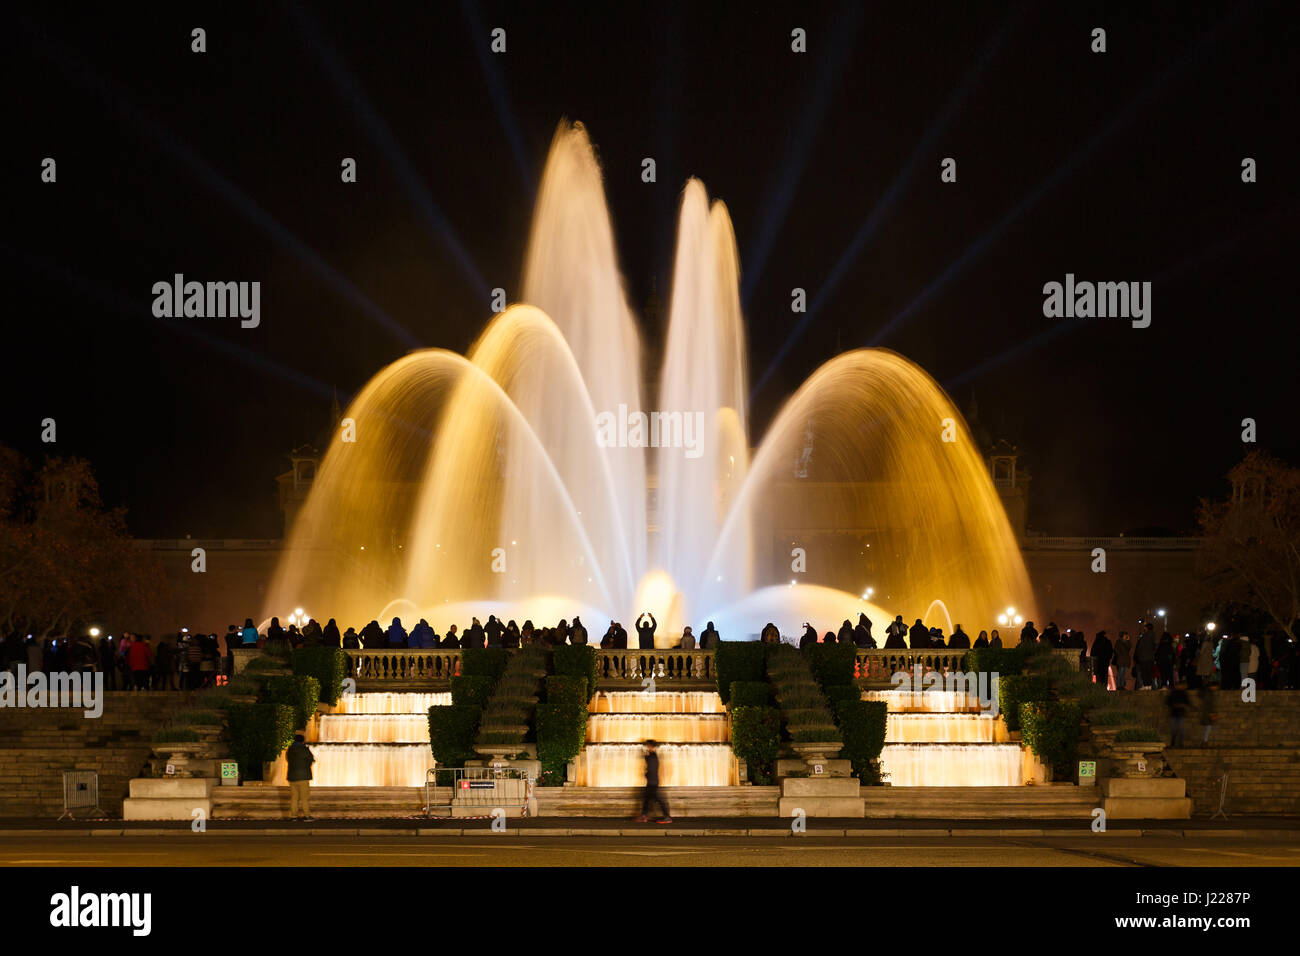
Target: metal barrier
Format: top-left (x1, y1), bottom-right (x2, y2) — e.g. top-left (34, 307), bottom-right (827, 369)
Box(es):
top-left (59, 770), bottom-right (105, 820)
top-left (425, 766), bottom-right (534, 818)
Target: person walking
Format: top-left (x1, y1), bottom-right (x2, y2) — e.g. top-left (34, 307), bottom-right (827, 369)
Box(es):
top-left (286, 733), bottom-right (315, 821)
top-left (634, 740), bottom-right (671, 823)
top-left (1167, 681), bottom-right (1190, 747)
top-left (1198, 684), bottom-right (1217, 747)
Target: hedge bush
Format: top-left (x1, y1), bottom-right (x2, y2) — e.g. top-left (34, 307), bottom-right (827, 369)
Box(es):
top-left (730, 706), bottom-right (780, 785)
top-left (836, 699), bottom-right (887, 781)
top-left (263, 675), bottom-right (320, 729)
top-left (1019, 700), bottom-right (1082, 778)
top-left (966, 645), bottom-right (1032, 677)
top-left (451, 675), bottom-right (496, 709)
top-left (226, 702), bottom-right (295, 780)
top-left (803, 642), bottom-right (858, 690)
top-left (545, 676), bottom-right (589, 711)
top-left (153, 726), bottom-right (201, 743)
top-left (729, 681), bottom-right (770, 708)
top-left (999, 674), bottom-right (1051, 731)
top-left (824, 684), bottom-right (861, 709)
top-left (1090, 708), bottom-right (1139, 726)
top-left (536, 697), bottom-right (588, 786)
top-left (428, 705), bottom-right (482, 767)
top-left (553, 645), bottom-right (597, 700)
top-left (460, 647), bottom-right (510, 682)
top-left (714, 641), bottom-right (768, 704)
top-left (1115, 726), bottom-right (1163, 743)
top-left (291, 647), bottom-right (349, 705)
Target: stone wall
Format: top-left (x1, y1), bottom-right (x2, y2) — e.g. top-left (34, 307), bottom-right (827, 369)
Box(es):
top-left (0, 692), bottom-right (189, 818)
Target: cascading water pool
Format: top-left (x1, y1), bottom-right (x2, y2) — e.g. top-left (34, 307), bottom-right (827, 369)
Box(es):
top-left (871, 689), bottom-right (1025, 786)
top-left (299, 691), bottom-right (448, 787)
top-left (575, 691), bottom-right (737, 786)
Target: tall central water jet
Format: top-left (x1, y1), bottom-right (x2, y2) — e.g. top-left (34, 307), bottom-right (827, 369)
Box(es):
top-left (265, 121), bottom-right (1034, 638)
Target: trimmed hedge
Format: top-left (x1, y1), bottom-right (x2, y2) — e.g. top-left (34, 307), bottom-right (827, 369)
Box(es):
top-left (966, 645), bottom-right (1032, 677)
top-left (226, 702), bottom-right (295, 780)
top-left (729, 681), bottom-right (770, 708)
top-left (461, 647), bottom-right (510, 682)
top-left (292, 647), bottom-right (349, 705)
top-left (824, 684), bottom-right (861, 709)
top-left (804, 642), bottom-right (857, 690)
top-left (451, 675), bottom-right (496, 709)
top-left (263, 675), bottom-right (320, 729)
top-left (536, 690), bottom-right (588, 786)
top-left (428, 705), bottom-right (482, 767)
top-left (999, 674), bottom-right (1051, 731)
top-left (730, 706), bottom-right (780, 785)
top-left (1019, 700), bottom-right (1082, 778)
top-left (545, 676), bottom-right (589, 711)
top-left (835, 699), bottom-right (887, 782)
top-left (715, 641), bottom-right (768, 704)
top-left (553, 645), bottom-right (597, 701)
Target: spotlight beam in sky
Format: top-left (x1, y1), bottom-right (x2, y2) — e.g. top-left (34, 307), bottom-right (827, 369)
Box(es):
top-left (458, 0), bottom-right (536, 194)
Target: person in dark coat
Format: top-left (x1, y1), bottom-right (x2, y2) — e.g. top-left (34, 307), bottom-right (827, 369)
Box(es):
top-left (322, 619), bottom-right (341, 648)
top-left (1019, 621), bottom-right (1038, 645)
top-left (854, 613), bottom-right (874, 648)
top-left (928, 627), bottom-right (945, 649)
top-left (601, 622), bottom-right (616, 648)
top-left (908, 619), bottom-right (929, 649)
top-left (1134, 624), bottom-right (1157, 689)
top-left (342, 627), bottom-right (362, 649)
top-left (1091, 630), bottom-right (1114, 689)
top-left (884, 616), bottom-right (907, 649)
top-left (1041, 622), bottom-right (1061, 647)
top-left (799, 624), bottom-right (818, 649)
top-left (760, 622), bottom-right (780, 643)
top-left (385, 617), bottom-right (408, 649)
top-left (463, 619), bottom-right (486, 649)
top-left (1217, 634), bottom-right (1241, 691)
top-left (989, 629), bottom-right (1003, 648)
top-left (838, 620), bottom-right (855, 644)
top-left (503, 620), bottom-right (520, 648)
top-left (484, 616), bottom-right (504, 647)
top-left (700, 622), bottom-right (720, 649)
top-left (635, 613), bottom-right (657, 649)
top-left (948, 625), bottom-right (971, 649)
top-left (973, 630), bottom-right (990, 649)
top-left (570, 617), bottom-right (588, 646)
top-left (359, 620), bottom-right (384, 649)
top-left (285, 734), bottom-right (315, 820)
top-left (1155, 633), bottom-right (1176, 689)
top-left (634, 740), bottom-right (671, 823)
top-left (823, 631), bottom-right (837, 645)
top-left (439, 625), bottom-right (460, 649)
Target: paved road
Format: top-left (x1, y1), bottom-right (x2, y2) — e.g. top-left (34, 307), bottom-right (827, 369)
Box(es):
top-left (0, 834), bottom-right (1296, 866)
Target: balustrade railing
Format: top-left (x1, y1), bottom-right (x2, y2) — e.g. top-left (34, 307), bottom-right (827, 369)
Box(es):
top-left (594, 649), bottom-right (715, 684)
top-left (344, 649), bottom-right (462, 683)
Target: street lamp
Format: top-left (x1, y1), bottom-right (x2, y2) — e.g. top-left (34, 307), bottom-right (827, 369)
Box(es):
top-left (89, 627), bottom-right (100, 638)
top-left (1206, 622), bottom-right (1216, 633)
top-left (1157, 608), bottom-right (1168, 632)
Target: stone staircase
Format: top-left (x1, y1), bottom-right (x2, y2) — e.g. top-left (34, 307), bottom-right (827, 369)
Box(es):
top-left (533, 786), bottom-right (780, 817)
top-left (0, 692), bottom-right (190, 817)
top-left (860, 785), bottom-right (1097, 819)
top-left (1122, 691), bottom-right (1300, 747)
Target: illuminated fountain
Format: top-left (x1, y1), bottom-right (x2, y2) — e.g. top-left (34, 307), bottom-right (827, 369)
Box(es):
top-left (299, 692), bottom-right (449, 787)
top-left (868, 690), bottom-right (1024, 787)
top-left (575, 691), bottom-right (738, 787)
top-left (264, 119), bottom-right (1033, 642)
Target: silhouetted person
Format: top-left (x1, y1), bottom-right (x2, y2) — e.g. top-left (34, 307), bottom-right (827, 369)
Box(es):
top-left (1134, 624), bottom-right (1156, 689)
top-left (1091, 630), bottom-right (1114, 689)
top-left (485, 616), bottom-right (504, 648)
top-left (1041, 622), bottom-right (1061, 647)
top-left (838, 619), bottom-right (855, 644)
top-left (636, 613), bottom-right (657, 649)
top-left (884, 616), bottom-right (907, 649)
top-left (989, 629), bottom-right (1003, 649)
top-left (1155, 632), bottom-right (1176, 688)
top-left (635, 740), bottom-right (671, 824)
top-left (342, 627), bottom-right (362, 649)
top-left (286, 733), bottom-right (315, 820)
top-left (439, 625), bottom-right (460, 649)
top-left (571, 616), bottom-right (588, 646)
top-left (679, 627), bottom-right (695, 649)
top-left (503, 620), bottom-right (520, 648)
top-left (760, 622), bottom-right (780, 643)
top-left (973, 630), bottom-right (989, 649)
top-left (1019, 621), bottom-right (1038, 645)
top-left (700, 622), bottom-right (720, 649)
top-left (386, 617), bottom-right (408, 649)
top-left (929, 627), bottom-right (945, 648)
top-left (241, 618), bottom-right (259, 647)
top-left (948, 625), bottom-right (970, 649)
top-left (463, 618), bottom-right (486, 649)
top-left (360, 620), bottom-right (384, 649)
top-left (1218, 634), bottom-right (1241, 691)
top-left (908, 619), bottom-right (929, 649)
top-left (1167, 682), bottom-right (1190, 747)
top-left (799, 623), bottom-right (818, 649)
top-left (855, 613), bottom-right (874, 648)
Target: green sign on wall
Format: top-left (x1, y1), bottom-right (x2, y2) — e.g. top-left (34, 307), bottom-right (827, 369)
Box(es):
top-left (220, 761), bottom-right (239, 779)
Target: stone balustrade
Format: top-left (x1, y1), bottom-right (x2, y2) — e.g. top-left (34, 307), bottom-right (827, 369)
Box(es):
top-left (594, 649), bottom-right (715, 685)
top-left (344, 649), bottom-right (462, 684)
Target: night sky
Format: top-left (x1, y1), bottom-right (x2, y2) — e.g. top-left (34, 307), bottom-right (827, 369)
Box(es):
top-left (8, 1), bottom-right (1297, 539)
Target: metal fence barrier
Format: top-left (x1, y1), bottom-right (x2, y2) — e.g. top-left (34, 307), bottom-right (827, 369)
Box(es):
top-left (425, 766), bottom-right (534, 818)
top-left (59, 770), bottom-right (105, 820)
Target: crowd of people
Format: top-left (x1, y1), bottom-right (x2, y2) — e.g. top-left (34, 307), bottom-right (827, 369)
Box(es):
top-left (6, 608), bottom-right (1296, 694)
top-left (0, 629), bottom-right (223, 690)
